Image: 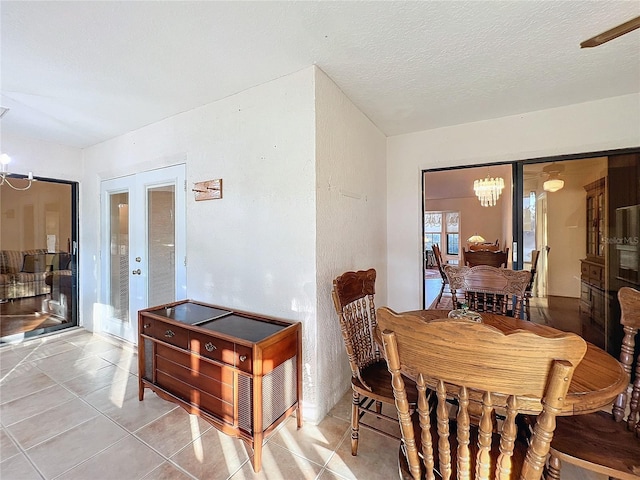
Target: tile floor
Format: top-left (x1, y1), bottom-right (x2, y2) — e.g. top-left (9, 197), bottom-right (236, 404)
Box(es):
top-left (1, 328), bottom-right (604, 479)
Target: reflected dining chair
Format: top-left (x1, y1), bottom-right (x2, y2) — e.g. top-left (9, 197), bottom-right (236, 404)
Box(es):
top-left (443, 264), bottom-right (531, 318)
top-left (546, 286), bottom-right (640, 480)
top-left (524, 249), bottom-right (541, 321)
top-left (431, 244), bottom-right (449, 307)
top-left (331, 269), bottom-right (417, 455)
top-left (463, 248), bottom-right (509, 268)
top-left (376, 307), bottom-right (587, 480)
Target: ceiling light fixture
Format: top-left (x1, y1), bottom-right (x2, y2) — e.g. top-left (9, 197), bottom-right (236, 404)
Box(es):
top-left (543, 163), bottom-right (565, 193)
top-left (473, 174), bottom-right (504, 207)
top-left (0, 154), bottom-right (34, 191)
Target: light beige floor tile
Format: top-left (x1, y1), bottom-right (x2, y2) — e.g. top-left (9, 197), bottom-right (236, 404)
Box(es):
top-left (0, 366), bottom-right (56, 403)
top-left (0, 383), bottom-right (76, 426)
top-left (358, 404), bottom-right (401, 438)
top-left (0, 361), bottom-right (36, 389)
top-left (101, 389), bottom-right (178, 433)
top-left (326, 390), bottom-right (401, 440)
top-left (98, 347), bottom-right (139, 375)
top-left (0, 452), bottom-right (42, 479)
top-left (62, 363), bottom-right (133, 396)
top-left (142, 461), bottom-right (195, 480)
top-left (16, 338), bottom-right (79, 362)
top-left (170, 428), bottom-right (251, 480)
top-left (316, 469), bottom-right (350, 479)
top-left (326, 390), bottom-right (352, 423)
top-left (73, 339), bottom-right (122, 356)
top-left (323, 426), bottom-right (401, 480)
top-left (6, 397), bottom-right (99, 449)
top-left (268, 415), bottom-right (349, 467)
top-left (229, 442), bottom-right (324, 480)
top-left (25, 415), bottom-right (128, 479)
top-left (34, 350), bottom-right (113, 383)
top-left (0, 427), bottom-right (20, 461)
top-left (136, 408), bottom-right (212, 457)
top-left (81, 373), bottom-right (139, 411)
top-left (63, 331), bottom-right (117, 347)
top-left (0, 350), bottom-right (27, 373)
top-left (57, 434), bottom-right (165, 480)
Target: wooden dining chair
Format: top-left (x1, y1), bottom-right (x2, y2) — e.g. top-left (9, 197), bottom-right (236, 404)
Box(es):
top-left (443, 264), bottom-right (531, 318)
top-left (524, 249), bottom-right (541, 321)
top-left (376, 307), bottom-right (586, 480)
top-left (331, 269), bottom-right (418, 456)
top-left (545, 286), bottom-right (640, 480)
top-left (463, 248), bottom-right (509, 268)
top-left (431, 244), bottom-right (449, 307)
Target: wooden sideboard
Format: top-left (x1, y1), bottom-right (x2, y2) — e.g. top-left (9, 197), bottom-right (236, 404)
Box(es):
top-left (138, 299), bottom-right (302, 472)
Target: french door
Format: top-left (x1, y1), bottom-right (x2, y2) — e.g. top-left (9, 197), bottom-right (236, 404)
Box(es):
top-left (99, 165), bottom-right (186, 343)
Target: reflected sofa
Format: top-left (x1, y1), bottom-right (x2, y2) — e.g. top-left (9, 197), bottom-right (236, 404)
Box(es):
top-left (0, 250), bottom-right (71, 300)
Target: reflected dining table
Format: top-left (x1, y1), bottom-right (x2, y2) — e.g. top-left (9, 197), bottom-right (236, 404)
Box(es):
top-left (402, 309), bottom-right (628, 416)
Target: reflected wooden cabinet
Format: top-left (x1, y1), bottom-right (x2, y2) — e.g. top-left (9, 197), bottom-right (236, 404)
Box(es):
top-left (585, 178), bottom-right (605, 257)
top-left (579, 259), bottom-right (605, 348)
top-left (580, 177), bottom-right (606, 348)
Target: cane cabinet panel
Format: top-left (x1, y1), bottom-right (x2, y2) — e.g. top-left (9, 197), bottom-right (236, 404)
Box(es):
top-left (138, 300), bottom-right (302, 473)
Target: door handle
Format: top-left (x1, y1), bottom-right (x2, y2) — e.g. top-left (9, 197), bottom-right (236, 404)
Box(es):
top-left (132, 269), bottom-right (141, 275)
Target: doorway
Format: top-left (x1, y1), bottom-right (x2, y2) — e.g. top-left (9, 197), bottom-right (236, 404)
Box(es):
top-left (99, 165), bottom-right (186, 344)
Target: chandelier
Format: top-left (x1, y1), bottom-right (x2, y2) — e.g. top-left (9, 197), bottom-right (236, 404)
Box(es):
top-left (0, 154), bottom-right (34, 191)
top-left (473, 175), bottom-right (504, 207)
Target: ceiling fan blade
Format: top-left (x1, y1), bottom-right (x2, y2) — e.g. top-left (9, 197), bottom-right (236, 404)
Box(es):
top-left (581, 15), bottom-right (640, 48)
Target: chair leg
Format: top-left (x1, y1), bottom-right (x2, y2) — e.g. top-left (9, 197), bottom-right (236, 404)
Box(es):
top-left (435, 281), bottom-right (445, 306)
top-left (351, 389), bottom-right (360, 456)
top-left (545, 455), bottom-right (561, 480)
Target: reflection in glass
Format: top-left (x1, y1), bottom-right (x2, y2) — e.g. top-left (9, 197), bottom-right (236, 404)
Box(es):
top-left (148, 186), bottom-right (175, 306)
top-left (109, 194), bottom-right (129, 322)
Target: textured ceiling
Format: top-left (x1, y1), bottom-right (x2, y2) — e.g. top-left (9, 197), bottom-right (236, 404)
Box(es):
top-left (1, 1), bottom-right (639, 149)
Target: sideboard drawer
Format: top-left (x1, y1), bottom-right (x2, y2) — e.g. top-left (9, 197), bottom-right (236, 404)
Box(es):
top-left (190, 331), bottom-right (235, 365)
top-left (156, 343), bottom-right (234, 383)
top-left (153, 320), bottom-right (189, 349)
top-left (156, 355), bottom-right (233, 401)
top-left (156, 370), bottom-right (234, 423)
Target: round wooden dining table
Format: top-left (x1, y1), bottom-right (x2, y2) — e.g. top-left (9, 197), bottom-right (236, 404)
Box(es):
top-left (403, 309), bottom-right (628, 416)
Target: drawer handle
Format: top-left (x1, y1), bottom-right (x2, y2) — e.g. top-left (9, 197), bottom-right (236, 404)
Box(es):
top-left (239, 355), bottom-right (247, 362)
top-left (164, 330), bottom-right (175, 338)
top-left (205, 342), bottom-right (216, 352)
top-left (144, 323), bottom-right (151, 329)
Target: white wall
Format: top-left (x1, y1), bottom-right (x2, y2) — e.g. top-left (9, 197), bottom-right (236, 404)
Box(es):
top-left (0, 134), bottom-right (83, 182)
top-left (81, 68), bottom-right (322, 420)
top-left (314, 67), bottom-right (387, 419)
top-left (387, 94), bottom-right (640, 311)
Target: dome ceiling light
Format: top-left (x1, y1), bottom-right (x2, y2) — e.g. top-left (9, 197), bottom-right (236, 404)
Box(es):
top-left (543, 163), bottom-right (565, 193)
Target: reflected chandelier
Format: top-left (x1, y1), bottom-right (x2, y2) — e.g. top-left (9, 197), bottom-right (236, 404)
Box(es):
top-left (473, 174), bottom-right (504, 207)
top-left (0, 153), bottom-right (34, 191)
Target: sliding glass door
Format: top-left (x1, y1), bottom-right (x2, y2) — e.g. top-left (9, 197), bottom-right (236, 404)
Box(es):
top-left (0, 178), bottom-right (78, 344)
top-left (423, 149), bottom-right (640, 356)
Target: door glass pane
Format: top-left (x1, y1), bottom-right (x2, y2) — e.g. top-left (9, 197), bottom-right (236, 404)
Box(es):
top-left (109, 193), bottom-right (129, 322)
top-left (148, 185), bottom-right (175, 306)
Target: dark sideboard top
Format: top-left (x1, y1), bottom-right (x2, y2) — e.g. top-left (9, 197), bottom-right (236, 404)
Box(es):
top-left (144, 301), bottom-right (291, 343)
